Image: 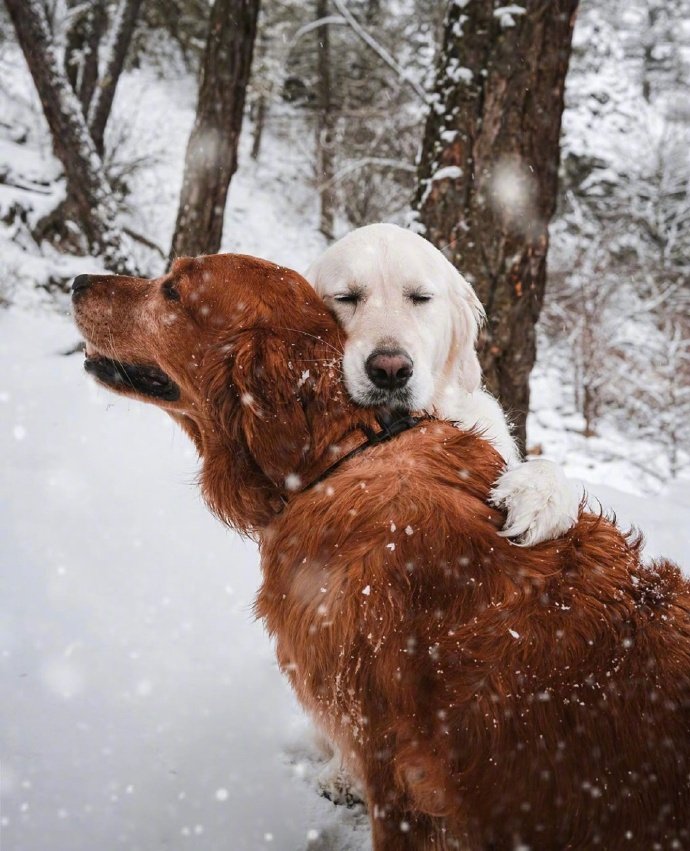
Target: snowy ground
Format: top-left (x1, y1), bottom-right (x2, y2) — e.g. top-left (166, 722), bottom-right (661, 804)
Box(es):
top-left (0, 310), bottom-right (373, 851)
top-left (2, 305), bottom-right (688, 851)
top-left (1, 44), bottom-right (689, 851)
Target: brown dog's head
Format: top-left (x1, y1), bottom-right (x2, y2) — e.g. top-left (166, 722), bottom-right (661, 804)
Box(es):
top-left (73, 253), bottom-right (373, 533)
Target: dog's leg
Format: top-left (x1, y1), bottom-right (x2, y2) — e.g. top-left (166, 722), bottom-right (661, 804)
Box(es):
top-left (365, 769), bottom-right (465, 850)
top-left (317, 748), bottom-right (366, 807)
top-left (490, 458), bottom-right (580, 545)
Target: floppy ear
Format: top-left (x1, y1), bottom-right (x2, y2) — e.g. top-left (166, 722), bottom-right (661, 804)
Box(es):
top-left (198, 329), bottom-right (313, 533)
top-left (228, 328), bottom-right (314, 486)
top-left (231, 327), bottom-right (357, 477)
top-left (445, 261), bottom-right (485, 393)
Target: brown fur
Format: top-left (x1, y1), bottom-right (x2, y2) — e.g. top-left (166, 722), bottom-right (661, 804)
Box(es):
top-left (73, 253), bottom-right (690, 850)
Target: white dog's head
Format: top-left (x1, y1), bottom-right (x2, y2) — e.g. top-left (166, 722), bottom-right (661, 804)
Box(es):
top-left (305, 223), bottom-right (484, 412)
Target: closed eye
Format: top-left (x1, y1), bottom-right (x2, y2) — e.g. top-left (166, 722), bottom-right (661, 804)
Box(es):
top-left (334, 292), bottom-right (362, 305)
top-left (162, 280), bottom-right (181, 301)
top-left (408, 293), bottom-right (432, 305)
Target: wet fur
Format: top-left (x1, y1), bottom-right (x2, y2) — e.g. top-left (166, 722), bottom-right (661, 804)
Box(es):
top-left (74, 254), bottom-right (690, 850)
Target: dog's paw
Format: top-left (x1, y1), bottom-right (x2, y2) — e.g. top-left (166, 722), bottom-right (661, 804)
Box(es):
top-left (490, 459), bottom-right (580, 546)
top-left (317, 756), bottom-right (365, 808)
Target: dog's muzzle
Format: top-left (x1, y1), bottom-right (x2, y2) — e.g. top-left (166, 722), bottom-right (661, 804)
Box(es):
top-left (365, 348), bottom-right (413, 391)
top-left (84, 357), bottom-right (180, 401)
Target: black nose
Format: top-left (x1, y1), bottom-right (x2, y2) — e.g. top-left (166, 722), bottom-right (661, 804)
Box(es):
top-left (365, 349), bottom-right (414, 390)
top-left (72, 274), bottom-right (91, 296)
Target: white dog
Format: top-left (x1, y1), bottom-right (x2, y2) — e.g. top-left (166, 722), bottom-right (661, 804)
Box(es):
top-left (306, 222), bottom-right (579, 547)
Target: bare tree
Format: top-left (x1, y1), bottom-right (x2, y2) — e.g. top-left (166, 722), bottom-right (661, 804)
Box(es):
top-left (4, 0), bottom-right (131, 270)
top-left (170, 0), bottom-right (260, 259)
top-left (415, 0), bottom-right (579, 453)
top-left (88, 0), bottom-right (146, 156)
top-left (315, 0), bottom-right (335, 239)
top-left (64, 0), bottom-right (108, 115)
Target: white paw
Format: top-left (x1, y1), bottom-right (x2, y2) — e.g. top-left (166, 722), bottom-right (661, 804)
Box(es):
top-left (490, 459), bottom-right (580, 546)
top-left (317, 753), bottom-right (365, 808)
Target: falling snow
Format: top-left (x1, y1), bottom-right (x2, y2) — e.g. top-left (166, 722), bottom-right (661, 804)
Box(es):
top-left (1, 10), bottom-right (689, 849)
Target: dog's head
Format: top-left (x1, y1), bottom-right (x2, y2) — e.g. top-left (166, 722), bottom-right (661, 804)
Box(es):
top-left (73, 253), bottom-right (364, 533)
top-left (305, 223), bottom-right (485, 412)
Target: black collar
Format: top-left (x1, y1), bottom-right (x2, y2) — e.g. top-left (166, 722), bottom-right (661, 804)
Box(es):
top-left (298, 411), bottom-right (433, 495)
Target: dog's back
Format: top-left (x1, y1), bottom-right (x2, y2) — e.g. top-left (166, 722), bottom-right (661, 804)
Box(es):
top-left (258, 421), bottom-right (690, 849)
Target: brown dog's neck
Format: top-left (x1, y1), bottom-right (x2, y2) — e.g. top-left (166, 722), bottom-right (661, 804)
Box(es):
top-left (200, 401), bottom-right (380, 537)
top-left (294, 411), bottom-right (433, 497)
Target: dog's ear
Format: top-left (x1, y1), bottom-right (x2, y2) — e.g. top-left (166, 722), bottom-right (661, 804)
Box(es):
top-left (200, 326), bottom-right (347, 533)
top-left (228, 328), bottom-right (314, 487)
top-left (200, 329), bottom-right (309, 533)
top-left (446, 262), bottom-right (485, 393)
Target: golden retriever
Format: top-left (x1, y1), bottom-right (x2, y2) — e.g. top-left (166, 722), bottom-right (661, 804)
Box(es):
top-left (306, 223), bottom-right (580, 547)
top-left (72, 253), bottom-right (690, 850)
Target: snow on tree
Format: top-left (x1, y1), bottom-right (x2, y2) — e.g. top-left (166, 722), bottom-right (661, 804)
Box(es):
top-left (542, 0), bottom-right (690, 478)
top-left (249, 0), bottom-right (440, 232)
top-left (88, 0), bottom-right (145, 156)
top-left (4, 0), bottom-right (133, 271)
top-left (414, 0), bottom-right (580, 454)
top-left (63, 0), bottom-right (108, 116)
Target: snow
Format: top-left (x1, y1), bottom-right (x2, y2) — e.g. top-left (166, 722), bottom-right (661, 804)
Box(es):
top-left (1, 13), bottom-right (689, 851)
top-left (430, 164), bottom-right (462, 182)
top-left (0, 42), bottom-right (326, 292)
top-left (493, 5), bottom-right (527, 28)
top-left (446, 60), bottom-right (473, 85)
top-left (0, 310), bottom-right (371, 850)
top-left (1, 313), bottom-right (687, 851)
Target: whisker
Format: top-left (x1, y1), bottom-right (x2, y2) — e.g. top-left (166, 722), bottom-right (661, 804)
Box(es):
top-left (107, 327), bottom-right (137, 393)
top-left (298, 357), bottom-right (344, 371)
top-left (274, 326), bottom-right (343, 358)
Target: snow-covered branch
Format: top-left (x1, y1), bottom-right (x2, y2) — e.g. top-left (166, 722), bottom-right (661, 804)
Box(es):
top-left (317, 156), bottom-right (416, 191)
top-left (330, 0), bottom-right (428, 103)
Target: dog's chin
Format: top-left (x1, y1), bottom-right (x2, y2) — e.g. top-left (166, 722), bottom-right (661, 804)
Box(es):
top-left (84, 355), bottom-right (180, 402)
top-left (349, 383), bottom-right (420, 412)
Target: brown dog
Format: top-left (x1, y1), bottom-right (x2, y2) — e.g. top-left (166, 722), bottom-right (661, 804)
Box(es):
top-left (72, 253), bottom-right (690, 850)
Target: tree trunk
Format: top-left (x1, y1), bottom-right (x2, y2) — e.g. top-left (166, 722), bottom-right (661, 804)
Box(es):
top-left (5, 0), bottom-right (130, 271)
top-left (315, 0), bottom-right (335, 240)
top-left (415, 0), bottom-right (579, 454)
top-left (170, 0), bottom-right (260, 259)
top-left (64, 0), bottom-right (108, 115)
top-left (88, 0), bottom-right (144, 156)
top-left (64, 0), bottom-right (85, 92)
top-left (642, 3), bottom-right (662, 103)
top-left (365, 0), bottom-right (380, 24)
top-left (250, 94), bottom-right (266, 161)
top-left (79, 0), bottom-right (108, 114)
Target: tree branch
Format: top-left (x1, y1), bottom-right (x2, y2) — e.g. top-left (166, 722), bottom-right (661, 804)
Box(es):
top-left (330, 0), bottom-right (428, 103)
top-left (317, 156), bottom-right (416, 191)
top-left (88, 0), bottom-right (144, 155)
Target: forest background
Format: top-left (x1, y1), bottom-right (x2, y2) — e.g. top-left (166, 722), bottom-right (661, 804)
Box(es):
top-left (1, 0), bottom-right (689, 477)
top-left (1, 3), bottom-right (689, 849)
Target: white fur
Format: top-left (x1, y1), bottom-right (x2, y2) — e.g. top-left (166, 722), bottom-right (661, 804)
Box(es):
top-left (306, 223), bottom-right (579, 546)
top-left (306, 223), bottom-right (484, 414)
top-left (490, 459), bottom-right (581, 547)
